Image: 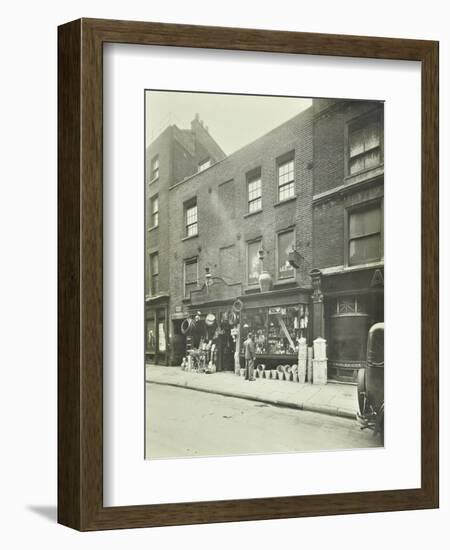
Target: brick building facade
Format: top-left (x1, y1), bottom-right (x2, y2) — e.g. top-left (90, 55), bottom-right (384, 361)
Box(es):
top-left (145, 115), bottom-right (226, 364)
top-left (311, 99), bottom-right (384, 382)
top-left (167, 108), bottom-right (314, 369)
top-left (145, 98), bottom-right (384, 383)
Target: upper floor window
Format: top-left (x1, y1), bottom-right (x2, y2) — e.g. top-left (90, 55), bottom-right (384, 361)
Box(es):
top-left (348, 112), bottom-right (383, 176)
top-left (150, 155), bottom-right (159, 181)
top-left (185, 198), bottom-right (198, 237)
top-left (277, 156), bottom-right (295, 201)
top-left (247, 171), bottom-right (262, 213)
top-left (348, 202), bottom-right (382, 266)
top-left (149, 252), bottom-right (159, 295)
top-left (247, 239), bottom-right (262, 285)
top-left (198, 158), bottom-right (211, 172)
top-left (277, 229), bottom-right (295, 279)
top-left (150, 194), bottom-right (159, 227)
top-left (184, 257), bottom-right (198, 297)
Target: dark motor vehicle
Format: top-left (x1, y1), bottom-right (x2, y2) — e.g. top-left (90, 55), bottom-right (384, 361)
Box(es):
top-left (357, 322), bottom-right (384, 444)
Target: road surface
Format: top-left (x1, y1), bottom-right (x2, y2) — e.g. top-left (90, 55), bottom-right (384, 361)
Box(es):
top-left (145, 383), bottom-right (381, 459)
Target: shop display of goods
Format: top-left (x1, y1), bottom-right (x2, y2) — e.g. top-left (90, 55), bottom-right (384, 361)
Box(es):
top-left (205, 313), bottom-right (216, 327)
top-left (181, 317), bottom-right (196, 335)
top-left (291, 363), bottom-right (299, 382)
top-left (275, 365), bottom-right (283, 380)
top-left (256, 364), bottom-right (266, 377)
top-left (228, 311), bottom-right (238, 325)
top-left (232, 299), bottom-right (244, 313)
top-left (283, 364), bottom-right (292, 381)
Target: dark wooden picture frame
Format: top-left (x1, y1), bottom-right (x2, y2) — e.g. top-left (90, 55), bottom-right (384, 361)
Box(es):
top-left (58, 18), bottom-right (439, 531)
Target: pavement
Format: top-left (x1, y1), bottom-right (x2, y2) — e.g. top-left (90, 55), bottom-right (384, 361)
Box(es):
top-left (146, 364), bottom-right (358, 419)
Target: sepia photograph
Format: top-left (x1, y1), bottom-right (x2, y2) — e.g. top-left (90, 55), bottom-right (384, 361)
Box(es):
top-left (144, 91), bottom-right (384, 460)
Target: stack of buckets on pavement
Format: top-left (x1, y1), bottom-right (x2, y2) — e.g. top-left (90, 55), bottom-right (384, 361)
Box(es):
top-left (243, 337), bottom-right (328, 385)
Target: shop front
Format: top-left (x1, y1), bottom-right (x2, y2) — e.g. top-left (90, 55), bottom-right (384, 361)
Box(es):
top-left (322, 267), bottom-right (384, 383)
top-left (239, 287), bottom-right (311, 371)
top-left (178, 276), bottom-right (312, 374)
top-left (182, 304), bottom-right (237, 372)
top-left (174, 276), bottom-right (243, 372)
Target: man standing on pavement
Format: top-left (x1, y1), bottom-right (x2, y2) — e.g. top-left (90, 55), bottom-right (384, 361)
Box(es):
top-left (243, 332), bottom-right (256, 381)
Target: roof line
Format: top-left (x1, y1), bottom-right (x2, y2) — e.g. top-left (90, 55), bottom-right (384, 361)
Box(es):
top-left (168, 105), bottom-right (313, 192)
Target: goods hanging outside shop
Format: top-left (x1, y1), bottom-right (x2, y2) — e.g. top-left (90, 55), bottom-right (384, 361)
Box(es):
top-left (180, 308), bottom-right (237, 373)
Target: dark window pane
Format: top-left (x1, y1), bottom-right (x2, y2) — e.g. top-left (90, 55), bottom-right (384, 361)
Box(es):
top-left (349, 234), bottom-right (381, 265)
top-left (151, 274), bottom-right (159, 295)
top-left (185, 260), bottom-right (197, 283)
top-left (184, 281), bottom-right (197, 298)
top-left (150, 253), bottom-right (159, 274)
top-left (349, 207), bottom-right (381, 239)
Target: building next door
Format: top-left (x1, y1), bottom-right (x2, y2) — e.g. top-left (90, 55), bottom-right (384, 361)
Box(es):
top-left (326, 292), bottom-right (383, 383)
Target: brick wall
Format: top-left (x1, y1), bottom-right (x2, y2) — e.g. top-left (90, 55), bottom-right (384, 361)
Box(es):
top-left (145, 127), bottom-right (174, 295)
top-left (145, 119), bottom-right (227, 296)
top-left (312, 99), bottom-right (384, 270)
top-left (168, 108), bottom-right (314, 313)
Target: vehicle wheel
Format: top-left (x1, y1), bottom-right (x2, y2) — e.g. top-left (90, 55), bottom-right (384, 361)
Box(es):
top-left (357, 368), bottom-right (366, 415)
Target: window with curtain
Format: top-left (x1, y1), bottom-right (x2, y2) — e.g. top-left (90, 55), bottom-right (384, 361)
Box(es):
top-left (348, 113), bottom-right (383, 175)
top-left (348, 203), bottom-right (382, 265)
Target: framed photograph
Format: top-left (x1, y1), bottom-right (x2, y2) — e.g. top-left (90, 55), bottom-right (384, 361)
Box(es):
top-left (58, 18), bottom-right (439, 530)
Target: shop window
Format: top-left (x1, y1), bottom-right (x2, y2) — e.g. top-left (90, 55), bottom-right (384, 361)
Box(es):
top-left (150, 155), bottom-right (159, 181)
top-left (348, 203), bottom-right (382, 266)
top-left (277, 156), bottom-right (295, 201)
top-left (149, 252), bottom-right (159, 295)
top-left (247, 170), bottom-right (262, 213)
top-left (247, 239), bottom-right (262, 285)
top-left (348, 112), bottom-right (383, 175)
top-left (184, 198), bottom-right (198, 237)
top-left (157, 310), bottom-right (167, 353)
top-left (335, 295), bottom-right (367, 314)
top-left (240, 305), bottom-right (309, 356)
top-left (277, 229), bottom-right (295, 279)
top-left (184, 257), bottom-right (198, 297)
top-left (241, 308), bottom-right (267, 352)
top-left (150, 194), bottom-right (159, 227)
top-left (146, 316), bottom-right (156, 353)
top-left (198, 158), bottom-right (211, 172)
